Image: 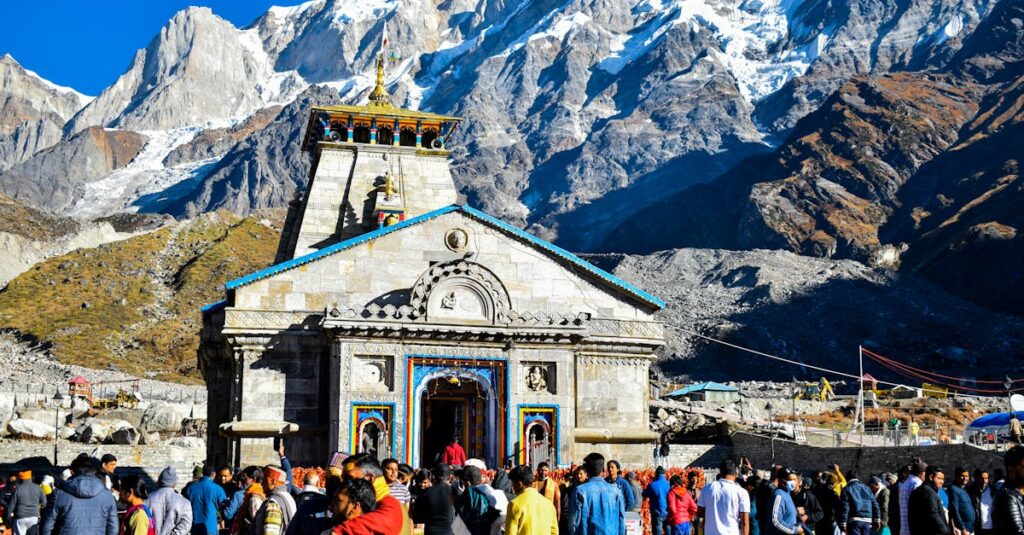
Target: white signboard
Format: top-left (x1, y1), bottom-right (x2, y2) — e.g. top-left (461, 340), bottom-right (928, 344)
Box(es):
top-left (625, 512), bottom-right (643, 535)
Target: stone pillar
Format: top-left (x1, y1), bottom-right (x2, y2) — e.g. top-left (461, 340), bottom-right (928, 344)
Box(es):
top-left (328, 335), bottom-right (342, 456)
top-left (226, 336), bottom-right (274, 468)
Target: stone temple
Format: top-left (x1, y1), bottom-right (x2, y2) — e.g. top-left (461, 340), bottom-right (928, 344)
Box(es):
top-left (199, 55), bottom-right (667, 469)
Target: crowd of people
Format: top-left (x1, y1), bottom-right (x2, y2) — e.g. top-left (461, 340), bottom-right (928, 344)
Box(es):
top-left (681, 447), bottom-right (1024, 535)
top-left (2, 444), bottom-right (1024, 535)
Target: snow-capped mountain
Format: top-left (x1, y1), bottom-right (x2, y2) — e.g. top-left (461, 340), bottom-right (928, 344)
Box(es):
top-left (0, 54), bottom-right (92, 172)
top-left (0, 0), bottom-right (1017, 270)
top-left (64, 7), bottom-right (306, 135)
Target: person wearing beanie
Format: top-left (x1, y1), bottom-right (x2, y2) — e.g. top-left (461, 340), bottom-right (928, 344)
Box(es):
top-left (9, 470), bottom-right (46, 535)
top-left (145, 466), bottom-right (192, 535)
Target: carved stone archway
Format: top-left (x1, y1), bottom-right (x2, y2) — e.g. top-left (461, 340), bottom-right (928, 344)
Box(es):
top-left (409, 260), bottom-right (511, 324)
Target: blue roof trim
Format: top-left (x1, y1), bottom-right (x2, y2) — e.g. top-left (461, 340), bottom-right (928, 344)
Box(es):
top-left (223, 204), bottom-right (665, 310)
top-left (459, 205), bottom-right (665, 309)
top-left (224, 205), bottom-right (460, 291)
top-left (200, 300), bottom-right (227, 314)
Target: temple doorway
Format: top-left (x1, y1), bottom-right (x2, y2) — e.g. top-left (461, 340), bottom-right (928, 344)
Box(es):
top-left (418, 374), bottom-right (491, 467)
top-left (525, 420), bottom-right (552, 470)
top-left (357, 418), bottom-right (388, 461)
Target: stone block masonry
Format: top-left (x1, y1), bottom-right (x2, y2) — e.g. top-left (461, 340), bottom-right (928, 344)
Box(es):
top-left (729, 432), bottom-right (1005, 475)
top-left (0, 439), bottom-right (206, 491)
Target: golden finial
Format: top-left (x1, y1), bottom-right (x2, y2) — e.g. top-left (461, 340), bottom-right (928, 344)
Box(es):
top-left (383, 172), bottom-right (396, 198)
top-left (368, 53), bottom-right (391, 108)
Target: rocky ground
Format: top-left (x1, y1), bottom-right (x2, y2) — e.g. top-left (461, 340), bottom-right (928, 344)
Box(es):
top-left (649, 380), bottom-right (1009, 443)
top-left (596, 248), bottom-right (1024, 382)
top-left (0, 331), bottom-right (205, 398)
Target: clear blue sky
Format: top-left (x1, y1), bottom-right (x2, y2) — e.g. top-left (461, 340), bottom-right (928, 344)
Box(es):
top-left (0, 1), bottom-right (307, 95)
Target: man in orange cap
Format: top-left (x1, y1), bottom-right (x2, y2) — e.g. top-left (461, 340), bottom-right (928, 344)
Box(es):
top-left (251, 465), bottom-right (297, 535)
top-left (9, 470), bottom-right (46, 535)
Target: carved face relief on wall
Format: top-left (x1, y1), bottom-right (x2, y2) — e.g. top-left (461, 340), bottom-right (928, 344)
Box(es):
top-left (353, 356), bottom-right (393, 390)
top-left (444, 228), bottom-right (469, 252)
top-left (524, 364), bottom-right (554, 393)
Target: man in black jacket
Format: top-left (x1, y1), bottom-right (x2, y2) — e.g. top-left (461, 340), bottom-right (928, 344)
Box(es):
top-left (993, 445), bottom-right (1024, 534)
top-left (908, 465), bottom-right (950, 535)
top-left (791, 476), bottom-right (823, 530)
top-left (411, 463), bottom-right (455, 535)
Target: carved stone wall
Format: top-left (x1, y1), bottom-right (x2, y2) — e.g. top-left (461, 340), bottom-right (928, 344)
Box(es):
top-left (575, 353), bottom-right (653, 430)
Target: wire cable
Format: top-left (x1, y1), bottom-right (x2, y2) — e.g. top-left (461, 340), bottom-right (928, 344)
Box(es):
top-left (862, 347), bottom-right (1024, 385)
top-left (676, 327), bottom-right (1013, 399)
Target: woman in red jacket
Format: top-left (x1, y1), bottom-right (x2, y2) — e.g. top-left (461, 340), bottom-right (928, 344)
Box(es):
top-left (667, 475), bottom-right (698, 535)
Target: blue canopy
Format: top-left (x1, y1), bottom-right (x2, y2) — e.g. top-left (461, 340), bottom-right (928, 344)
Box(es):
top-left (966, 411), bottom-right (1024, 429)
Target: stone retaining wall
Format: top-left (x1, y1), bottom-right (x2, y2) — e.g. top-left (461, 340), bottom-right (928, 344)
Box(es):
top-left (0, 439), bottom-right (206, 490)
top-left (729, 432), bottom-right (1004, 475)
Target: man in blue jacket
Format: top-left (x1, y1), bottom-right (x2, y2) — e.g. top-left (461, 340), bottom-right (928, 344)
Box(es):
top-left (183, 464), bottom-right (227, 535)
top-left (605, 461), bottom-right (636, 512)
top-left (768, 470), bottom-right (803, 535)
top-left (947, 466), bottom-right (975, 535)
top-left (838, 470), bottom-right (880, 535)
top-left (569, 452), bottom-right (625, 535)
top-left (39, 454), bottom-right (118, 535)
top-left (643, 467), bottom-right (671, 535)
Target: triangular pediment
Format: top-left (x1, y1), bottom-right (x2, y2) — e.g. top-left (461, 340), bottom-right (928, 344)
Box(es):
top-left (209, 205), bottom-right (663, 324)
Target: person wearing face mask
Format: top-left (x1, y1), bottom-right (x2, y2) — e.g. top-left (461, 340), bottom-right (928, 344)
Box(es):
top-left (767, 471), bottom-right (803, 535)
top-left (325, 479), bottom-right (376, 535)
top-left (838, 470), bottom-right (880, 535)
top-left (790, 476), bottom-right (822, 532)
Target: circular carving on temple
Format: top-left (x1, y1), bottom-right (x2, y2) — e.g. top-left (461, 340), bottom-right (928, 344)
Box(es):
top-left (408, 259), bottom-right (511, 323)
top-left (444, 228), bottom-right (469, 252)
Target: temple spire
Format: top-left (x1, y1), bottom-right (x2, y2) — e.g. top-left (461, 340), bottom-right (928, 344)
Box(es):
top-left (368, 54), bottom-right (391, 108)
top-left (368, 21), bottom-right (392, 108)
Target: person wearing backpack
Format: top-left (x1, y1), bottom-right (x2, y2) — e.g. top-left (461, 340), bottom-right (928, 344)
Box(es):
top-left (119, 475), bottom-right (155, 535)
top-left (455, 466), bottom-right (499, 535)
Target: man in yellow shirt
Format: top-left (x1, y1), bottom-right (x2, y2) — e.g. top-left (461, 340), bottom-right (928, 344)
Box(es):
top-left (505, 465), bottom-right (558, 535)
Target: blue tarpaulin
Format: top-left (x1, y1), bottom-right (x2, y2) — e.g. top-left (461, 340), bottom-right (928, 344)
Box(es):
top-left (667, 381), bottom-right (739, 397)
top-left (966, 411), bottom-right (1024, 429)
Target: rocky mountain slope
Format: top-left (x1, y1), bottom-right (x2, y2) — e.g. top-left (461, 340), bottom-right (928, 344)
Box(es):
top-left (64, 7), bottom-right (305, 135)
top-left (0, 54), bottom-right (91, 172)
top-left (605, 0), bottom-right (1024, 313)
top-left (0, 211), bottom-right (281, 382)
top-left (0, 194), bottom-right (163, 287)
top-left (0, 0), bottom-right (1003, 242)
top-left (600, 248), bottom-right (1024, 382)
top-left (3, 210), bottom-right (1019, 384)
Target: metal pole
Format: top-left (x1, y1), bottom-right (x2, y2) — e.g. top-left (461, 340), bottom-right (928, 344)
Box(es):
top-left (857, 345), bottom-right (865, 432)
top-left (53, 405), bottom-right (59, 466)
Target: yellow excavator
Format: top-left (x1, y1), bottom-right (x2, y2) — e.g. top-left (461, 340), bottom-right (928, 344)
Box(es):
top-left (795, 377), bottom-right (835, 401)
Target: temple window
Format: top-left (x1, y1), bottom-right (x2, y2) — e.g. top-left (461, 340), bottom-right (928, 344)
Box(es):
top-left (422, 128), bottom-right (440, 150)
top-left (353, 125), bottom-right (371, 144)
top-left (378, 126), bottom-right (394, 146)
top-left (399, 127), bottom-right (417, 147)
